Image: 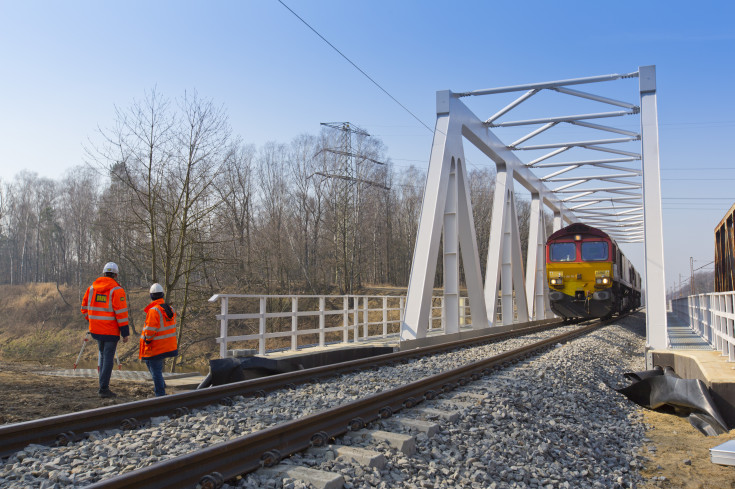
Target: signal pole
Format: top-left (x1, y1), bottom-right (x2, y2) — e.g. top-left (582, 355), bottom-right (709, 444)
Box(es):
top-left (690, 257), bottom-right (695, 295)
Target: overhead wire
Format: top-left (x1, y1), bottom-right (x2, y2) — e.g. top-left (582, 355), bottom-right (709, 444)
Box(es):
top-left (276, 1), bottom-right (492, 174)
top-left (276, 0), bottom-right (434, 133)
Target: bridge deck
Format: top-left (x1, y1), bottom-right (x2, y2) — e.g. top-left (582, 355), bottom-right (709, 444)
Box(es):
top-left (667, 312), bottom-right (713, 350)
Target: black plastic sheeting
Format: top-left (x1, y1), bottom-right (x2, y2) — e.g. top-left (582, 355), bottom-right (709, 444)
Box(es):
top-left (197, 346), bottom-right (394, 388)
top-left (618, 366), bottom-right (729, 436)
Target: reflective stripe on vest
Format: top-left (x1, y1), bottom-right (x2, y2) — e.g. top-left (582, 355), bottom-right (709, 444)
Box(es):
top-left (140, 305), bottom-right (177, 358)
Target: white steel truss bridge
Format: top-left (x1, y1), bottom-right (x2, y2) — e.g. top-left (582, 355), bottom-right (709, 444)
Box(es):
top-left (400, 65), bottom-right (667, 355)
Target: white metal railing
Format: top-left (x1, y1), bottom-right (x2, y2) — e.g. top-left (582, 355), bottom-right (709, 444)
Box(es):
top-left (672, 294), bottom-right (735, 362)
top-left (209, 294), bottom-right (474, 357)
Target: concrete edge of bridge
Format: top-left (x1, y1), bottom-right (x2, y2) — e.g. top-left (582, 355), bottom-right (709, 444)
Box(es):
top-left (650, 349), bottom-right (735, 430)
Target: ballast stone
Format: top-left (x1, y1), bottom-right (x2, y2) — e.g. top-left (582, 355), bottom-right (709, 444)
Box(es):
top-left (260, 465), bottom-right (343, 489)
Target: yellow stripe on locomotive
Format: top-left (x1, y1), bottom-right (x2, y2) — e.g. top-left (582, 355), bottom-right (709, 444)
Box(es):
top-left (547, 262), bottom-right (613, 298)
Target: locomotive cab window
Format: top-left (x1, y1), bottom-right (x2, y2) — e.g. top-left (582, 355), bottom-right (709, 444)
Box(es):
top-left (550, 242), bottom-right (576, 262)
top-left (581, 241), bottom-right (608, 261)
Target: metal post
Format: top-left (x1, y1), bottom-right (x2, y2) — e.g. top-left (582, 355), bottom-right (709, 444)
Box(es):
top-left (443, 158), bottom-right (460, 334)
top-left (291, 297), bottom-right (298, 351)
top-left (353, 296), bottom-right (359, 342)
top-left (259, 296), bottom-right (266, 355)
top-left (362, 297), bottom-right (369, 339)
top-left (319, 297), bottom-right (326, 347)
top-left (219, 297), bottom-right (229, 358)
top-left (382, 297), bottom-right (388, 338)
top-left (727, 293), bottom-right (735, 362)
top-left (400, 296), bottom-right (405, 326)
top-left (639, 65), bottom-right (668, 357)
top-left (343, 296), bottom-right (349, 343)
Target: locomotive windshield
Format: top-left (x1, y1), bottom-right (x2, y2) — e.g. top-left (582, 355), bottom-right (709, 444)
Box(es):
top-left (581, 241), bottom-right (608, 261)
top-left (550, 242), bottom-right (576, 262)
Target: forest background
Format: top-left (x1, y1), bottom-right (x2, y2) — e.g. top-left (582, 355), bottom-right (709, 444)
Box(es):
top-left (0, 89), bottom-right (713, 372)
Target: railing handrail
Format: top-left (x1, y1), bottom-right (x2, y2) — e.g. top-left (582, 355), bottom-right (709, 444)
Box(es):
top-left (209, 293), bottom-right (418, 301)
top-left (210, 293), bottom-right (477, 357)
top-left (672, 293), bottom-right (735, 363)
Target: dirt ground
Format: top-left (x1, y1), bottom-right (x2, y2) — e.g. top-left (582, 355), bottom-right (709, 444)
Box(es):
top-left (0, 361), bottom-right (734, 487)
top-left (638, 409), bottom-right (735, 488)
top-left (0, 361), bottom-right (186, 424)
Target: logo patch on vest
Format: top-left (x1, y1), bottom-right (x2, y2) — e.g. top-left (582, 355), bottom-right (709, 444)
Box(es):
top-left (95, 294), bottom-right (107, 303)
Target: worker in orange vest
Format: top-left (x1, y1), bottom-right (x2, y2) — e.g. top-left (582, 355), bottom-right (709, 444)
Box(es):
top-left (81, 262), bottom-right (130, 398)
top-left (139, 283), bottom-right (178, 396)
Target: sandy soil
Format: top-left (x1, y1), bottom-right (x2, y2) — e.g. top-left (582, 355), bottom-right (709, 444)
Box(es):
top-left (0, 361), bottom-right (734, 487)
top-left (0, 361), bottom-right (185, 424)
top-left (638, 409), bottom-right (735, 488)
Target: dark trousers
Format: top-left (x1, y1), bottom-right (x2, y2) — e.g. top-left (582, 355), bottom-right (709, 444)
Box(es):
top-left (144, 358), bottom-right (166, 396)
top-left (96, 339), bottom-right (118, 392)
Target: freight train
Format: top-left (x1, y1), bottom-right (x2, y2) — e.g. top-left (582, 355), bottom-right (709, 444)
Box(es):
top-left (546, 223), bottom-right (641, 320)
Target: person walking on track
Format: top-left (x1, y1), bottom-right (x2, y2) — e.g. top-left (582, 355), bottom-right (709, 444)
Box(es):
top-left (139, 283), bottom-right (178, 397)
top-left (81, 262), bottom-right (130, 398)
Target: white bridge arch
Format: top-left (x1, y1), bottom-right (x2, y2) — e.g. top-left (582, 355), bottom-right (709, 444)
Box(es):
top-left (400, 66), bottom-right (667, 357)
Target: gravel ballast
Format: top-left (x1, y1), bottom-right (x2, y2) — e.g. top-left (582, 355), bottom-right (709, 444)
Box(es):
top-left (0, 314), bottom-right (648, 488)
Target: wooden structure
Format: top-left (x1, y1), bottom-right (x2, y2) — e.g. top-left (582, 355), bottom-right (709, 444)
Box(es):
top-left (715, 203), bottom-right (735, 292)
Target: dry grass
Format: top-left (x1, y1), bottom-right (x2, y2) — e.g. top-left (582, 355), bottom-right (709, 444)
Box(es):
top-left (0, 283), bottom-right (415, 372)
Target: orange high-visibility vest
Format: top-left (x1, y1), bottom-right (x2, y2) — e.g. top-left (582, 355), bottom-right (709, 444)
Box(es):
top-left (81, 277), bottom-right (129, 336)
top-left (139, 299), bottom-right (178, 359)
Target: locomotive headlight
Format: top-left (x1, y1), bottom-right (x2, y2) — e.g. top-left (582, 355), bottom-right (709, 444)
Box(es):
top-left (595, 277), bottom-right (610, 285)
top-left (550, 277), bottom-right (563, 286)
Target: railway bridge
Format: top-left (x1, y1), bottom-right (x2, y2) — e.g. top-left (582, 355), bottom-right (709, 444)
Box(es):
top-left (208, 65), bottom-right (735, 434)
top-left (212, 66), bottom-right (733, 372)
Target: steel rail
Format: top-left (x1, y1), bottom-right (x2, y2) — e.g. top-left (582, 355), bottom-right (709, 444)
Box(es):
top-left (0, 319), bottom-right (562, 458)
top-left (88, 318), bottom-right (611, 489)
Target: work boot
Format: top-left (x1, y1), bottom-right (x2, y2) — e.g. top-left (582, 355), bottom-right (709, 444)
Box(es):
top-left (98, 389), bottom-right (117, 398)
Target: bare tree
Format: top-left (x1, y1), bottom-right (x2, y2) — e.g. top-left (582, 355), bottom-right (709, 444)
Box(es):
top-left (88, 87), bottom-right (176, 283)
top-left (214, 142), bottom-right (256, 288)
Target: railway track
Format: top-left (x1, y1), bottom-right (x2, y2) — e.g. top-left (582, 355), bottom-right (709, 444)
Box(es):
top-left (0, 314), bottom-right (637, 489)
top-left (0, 314), bottom-right (628, 489)
top-left (0, 319), bottom-right (563, 459)
top-left (89, 318), bottom-right (609, 489)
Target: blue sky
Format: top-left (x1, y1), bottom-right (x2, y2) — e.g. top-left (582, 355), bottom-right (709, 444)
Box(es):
top-left (1, 0), bottom-right (733, 294)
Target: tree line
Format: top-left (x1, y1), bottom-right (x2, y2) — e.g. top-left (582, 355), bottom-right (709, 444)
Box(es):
top-left (0, 89), bottom-right (549, 361)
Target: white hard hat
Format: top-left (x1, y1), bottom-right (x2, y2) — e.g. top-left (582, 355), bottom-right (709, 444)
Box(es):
top-left (150, 283), bottom-right (164, 294)
top-left (103, 262), bottom-right (119, 274)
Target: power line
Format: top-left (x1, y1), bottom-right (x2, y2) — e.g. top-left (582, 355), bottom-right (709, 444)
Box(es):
top-left (276, 0), bottom-right (434, 133)
top-left (662, 168), bottom-right (735, 171)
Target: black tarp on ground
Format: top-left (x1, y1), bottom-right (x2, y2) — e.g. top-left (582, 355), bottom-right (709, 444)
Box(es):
top-left (198, 346), bottom-right (394, 388)
top-left (618, 366), bottom-right (729, 436)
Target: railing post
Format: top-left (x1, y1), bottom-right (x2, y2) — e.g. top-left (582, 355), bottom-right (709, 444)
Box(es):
top-left (428, 298), bottom-right (433, 332)
top-left (459, 297), bottom-right (466, 326)
top-left (343, 296), bottom-right (349, 343)
top-left (259, 296), bottom-right (266, 355)
top-left (727, 293), bottom-right (735, 362)
top-left (400, 296), bottom-right (405, 324)
top-left (712, 294), bottom-right (727, 355)
top-left (441, 296), bottom-right (446, 332)
top-left (382, 296), bottom-right (388, 338)
top-left (319, 297), bottom-right (326, 347)
top-left (353, 296), bottom-right (359, 342)
top-left (363, 296), bottom-right (369, 339)
top-left (706, 295), bottom-right (713, 346)
top-left (219, 296), bottom-right (229, 358)
top-left (291, 297), bottom-right (298, 351)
